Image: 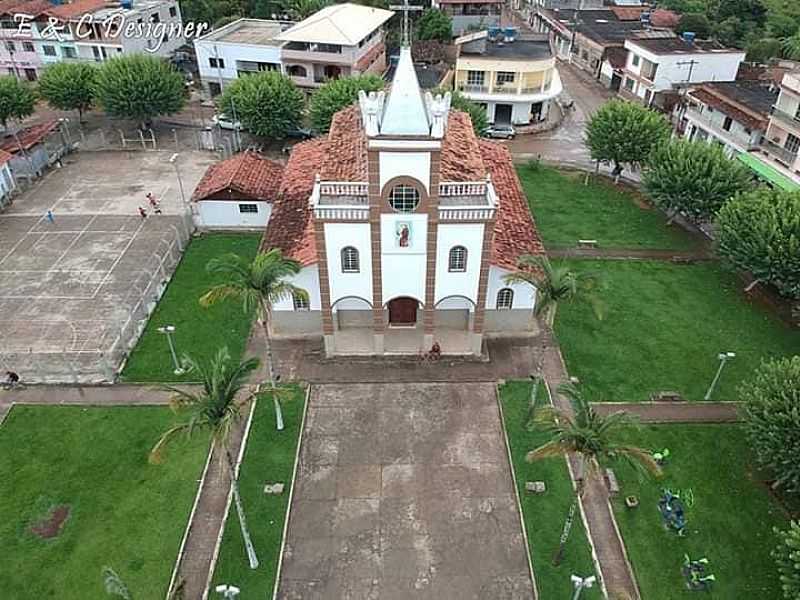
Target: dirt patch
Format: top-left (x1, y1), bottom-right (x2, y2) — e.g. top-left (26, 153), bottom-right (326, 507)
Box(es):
top-left (30, 504), bottom-right (70, 539)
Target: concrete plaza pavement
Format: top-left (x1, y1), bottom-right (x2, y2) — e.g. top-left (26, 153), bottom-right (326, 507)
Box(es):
top-left (277, 382), bottom-right (533, 599)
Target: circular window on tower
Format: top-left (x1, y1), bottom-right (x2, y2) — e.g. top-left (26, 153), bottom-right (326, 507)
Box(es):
top-left (388, 184), bottom-right (421, 213)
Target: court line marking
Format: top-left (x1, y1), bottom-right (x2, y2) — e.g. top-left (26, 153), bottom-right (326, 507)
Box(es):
top-left (49, 215), bottom-right (96, 273)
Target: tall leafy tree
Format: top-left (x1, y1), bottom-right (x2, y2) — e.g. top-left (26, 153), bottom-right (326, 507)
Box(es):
top-left (0, 76), bottom-right (36, 129)
top-left (528, 383), bottom-right (660, 564)
top-left (774, 520), bottom-right (800, 599)
top-left (309, 74), bottom-right (384, 133)
top-left (782, 28), bottom-right (800, 60)
top-left (644, 139), bottom-right (753, 224)
top-left (282, 0), bottom-right (330, 19)
top-left (37, 62), bottom-right (97, 123)
top-left (94, 54), bottom-right (185, 129)
top-left (504, 255), bottom-right (603, 327)
top-left (218, 71), bottom-right (303, 138)
top-left (200, 249), bottom-right (305, 429)
top-left (150, 348), bottom-right (261, 569)
top-left (741, 357), bottom-right (800, 493)
top-left (584, 99), bottom-right (671, 182)
top-left (675, 13), bottom-right (712, 38)
top-left (716, 187), bottom-right (800, 299)
top-left (449, 90), bottom-right (488, 137)
top-left (416, 8), bottom-right (452, 42)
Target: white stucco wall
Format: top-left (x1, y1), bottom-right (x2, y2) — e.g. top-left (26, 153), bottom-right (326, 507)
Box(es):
top-left (196, 200), bottom-right (271, 228)
top-left (195, 38), bottom-right (283, 89)
top-left (381, 213), bottom-right (427, 304)
top-left (0, 163), bottom-right (15, 200)
top-left (485, 265), bottom-right (536, 310)
top-left (324, 222), bottom-right (373, 305)
top-left (434, 223), bottom-right (484, 306)
top-left (379, 153), bottom-right (431, 192)
top-left (272, 264), bottom-right (321, 311)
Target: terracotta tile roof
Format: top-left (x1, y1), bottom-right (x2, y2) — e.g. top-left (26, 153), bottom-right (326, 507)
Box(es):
top-left (0, 149), bottom-right (13, 165)
top-left (45, 0), bottom-right (108, 20)
top-left (320, 105), bottom-right (367, 182)
top-left (441, 110), bottom-right (486, 182)
top-left (191, 150), bottom-right (284, 202)
top-left (478, 139), bottom-right (545, 271)
top-left (0, 0), bottom-right (50, 16)
top-left (688, 87), bottom-right (769, 131)
top-left (0, 119), bottom-right (58, 154)
top-left (354, 41), bottom-right (385, 72)
top-left (262, 139), bottom-right (326, 266)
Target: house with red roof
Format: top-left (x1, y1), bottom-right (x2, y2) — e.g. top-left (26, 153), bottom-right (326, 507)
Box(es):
top-left (191, 149), bottom-right (284, 229)
top-left (260, 44), bottom-right (544, 356)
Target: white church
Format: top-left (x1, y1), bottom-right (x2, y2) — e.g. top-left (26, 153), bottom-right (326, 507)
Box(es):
top-left (256, 46), bottom-right (544, 356)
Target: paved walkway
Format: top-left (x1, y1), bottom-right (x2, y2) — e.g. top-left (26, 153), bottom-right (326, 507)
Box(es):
top-left (592, 402), bottom-right (741, 423)
top-left (278, 383), bottom-right (533, 599)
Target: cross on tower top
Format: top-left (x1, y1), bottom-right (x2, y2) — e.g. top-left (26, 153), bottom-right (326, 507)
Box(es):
top-left (389, 0), bottom-right (423, 47)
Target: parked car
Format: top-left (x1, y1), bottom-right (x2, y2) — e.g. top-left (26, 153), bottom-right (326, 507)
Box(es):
top-left (484, 125), bottom-right (516, 139)
top-left (212, 114), bottom-right (244, 131)
top-left (285, 126), bottom-right (315, 140)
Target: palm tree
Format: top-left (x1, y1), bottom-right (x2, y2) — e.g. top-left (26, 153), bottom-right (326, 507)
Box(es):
top-left (782, 29), bottom-right (800, 60)
top-left (282, 0), bottom-right (330, 19)
top-left (504, 255), bottom-right (603, 327)
top-left (200, 249), bottom-right (305, 431)
top-left (528, 383), bottom-right (661, 565)
top-left (150, 348), bottom-right (261, 569)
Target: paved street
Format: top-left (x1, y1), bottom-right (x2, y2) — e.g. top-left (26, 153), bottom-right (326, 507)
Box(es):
top-left (278, 383), bottom-right (533, 599)
top-left (508, 61), bottom-right (613, 168)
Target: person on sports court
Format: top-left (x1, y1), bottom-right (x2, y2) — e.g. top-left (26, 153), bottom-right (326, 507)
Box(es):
top-left (146, 192), bottom-right (162, 214)
top-left (138, 206), bottom-right (148, 219)
top-left (3, 370), bottom-right (20, 389)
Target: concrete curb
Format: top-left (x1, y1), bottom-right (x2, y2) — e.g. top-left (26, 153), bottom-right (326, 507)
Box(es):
top-left (201, 396), bottom-right (258, 600)
top-left (271, 383), bottom-right (312, 600)
top-left (494, 383), bottom-right (539, 600)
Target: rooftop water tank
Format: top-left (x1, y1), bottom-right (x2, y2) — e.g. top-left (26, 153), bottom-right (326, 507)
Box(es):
top-left (682, 31), bottom-right (696, 44)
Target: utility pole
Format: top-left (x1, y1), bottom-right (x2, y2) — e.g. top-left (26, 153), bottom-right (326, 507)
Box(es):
top-left (677, 59), bottom-right (700, 84)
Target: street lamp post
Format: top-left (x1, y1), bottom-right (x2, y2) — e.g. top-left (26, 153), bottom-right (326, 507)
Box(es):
top-left (214, 584), bottom-right (240, 599)
top-left (571, 574), bottom-right (597, 600)
top-left (169, 152), bottom-right (187, 206)
top-left (704, 352), bottom-right (736, 401)
top-left (156, 325), bottom-right (185, 375)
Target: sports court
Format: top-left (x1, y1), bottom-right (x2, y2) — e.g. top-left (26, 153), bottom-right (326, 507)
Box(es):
top-left (0, 151), bottom-right (215, 382)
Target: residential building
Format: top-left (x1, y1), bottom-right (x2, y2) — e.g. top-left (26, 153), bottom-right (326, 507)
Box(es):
top-left (678, 81), bottom-right (776, 157)
top-left (191, 149), bottom-right (284, 229)
top-left (0, 119), bottom-right (69, 181)
top-left (621, 35), bottom-right (746, 108)
top-left (0, 0), bottom-right (52, 80)
top-left (432, 0), bottom-right (503, 36)
top-left (746, 70), bottom-right (800, 190)
top-left (257, 45), bottom-right (543, 355)
top-left (194, 19), bottom-right (293, 96)
top-left (275, 3), bottom-right (393, 91)
top-left (454, 30), bottom-right (562, 125)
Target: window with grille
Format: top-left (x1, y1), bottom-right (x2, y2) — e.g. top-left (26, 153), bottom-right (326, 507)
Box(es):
top-left (238, 203), bottom-right (258, 214)
top-left (466, 70), bottom-right (484, 86)
top-left (496, 288), bottom-right (514, 309)
top-left (448, 246), bottom-right (467, 272)
top-left (293, 292), bottom-right (309, 310)
top-left (341, 246), bottom-right (359, 273)
top-left (388, 184), bottom-right (420, 212)
top-left (22, 41), bottom-right (34, 52)
top-left (786, 133), bottom-right (800, 154)
top-left (496, 71), bottom-right (515, 85)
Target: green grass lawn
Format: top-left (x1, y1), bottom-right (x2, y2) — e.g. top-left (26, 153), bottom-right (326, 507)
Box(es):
top-left (555, 260), bottom-right (800, 402)
top-left (610, 424), bottom-right (791, 599)
top-left (122, 233), bottom-right (261, 382)
top-left (0, 405), bottom-right (209, 599)
top-left (211, 385), bottom-right (307, 596)
top-left (499, 381), bottom-right (601, 599)
top-left (517, 164), bottom-right (700, 250)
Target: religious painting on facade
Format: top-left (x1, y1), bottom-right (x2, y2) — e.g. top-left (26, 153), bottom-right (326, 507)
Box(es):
top-left (395, 221), bottom-right (411, 248)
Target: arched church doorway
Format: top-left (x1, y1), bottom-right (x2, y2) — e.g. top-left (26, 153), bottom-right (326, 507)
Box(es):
top-left (387, 297), bottom-right (418, 326)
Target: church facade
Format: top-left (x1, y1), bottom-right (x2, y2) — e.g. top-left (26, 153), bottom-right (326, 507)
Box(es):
top-left (263, 46), bottom-right (544, 356)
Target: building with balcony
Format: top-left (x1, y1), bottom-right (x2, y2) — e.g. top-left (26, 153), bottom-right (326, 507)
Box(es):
top-left (194, 19), bottom-right (293, 96)
top-left (454, 30), bottom-right (562, 125)
top-left (0, 0), bottom-right (56, 79)
top-left (678, 81), bottom-right (776, 157)
top-left (745, 71), bottom-right (800, 191)
top-left (620, 35), bottom-right (745, 109)
top-left (432, 0), bottom-right (502, 36)
top-left (275, 3), bottom-right (392, 91)
top-left (256, 45), bottom-right (544, 356)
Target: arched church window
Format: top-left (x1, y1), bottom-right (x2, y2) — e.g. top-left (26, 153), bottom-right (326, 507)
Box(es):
top-left (388, 184), bottom-right (420, 212)
top-left (293, 290), bottom-right (309, 310)
top-left (496, 288), bottom-right (514, 309)
top-left (448, 246), bottom-right (467, 272)
top-left (341, 246), bottom-right (360, 273)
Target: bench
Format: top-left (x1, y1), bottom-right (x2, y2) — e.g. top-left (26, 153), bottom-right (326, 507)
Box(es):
top-left (650, 391), bottom-right (684, 402)
top-left (577, 239), bottom-right (598, 249)
top-left (605, 468), bottom-right (620, 495)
